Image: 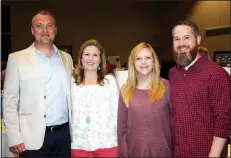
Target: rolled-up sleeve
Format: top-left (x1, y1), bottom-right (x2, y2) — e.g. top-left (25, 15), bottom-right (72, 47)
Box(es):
top-left (209, 69), bottom-right (231, 138)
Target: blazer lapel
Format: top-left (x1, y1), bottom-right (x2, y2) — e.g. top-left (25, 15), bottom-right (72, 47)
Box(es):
top-left (27, 46), bottom-right (41, 75)
top-left (27, 45), bottom-right (45, 90)
top-left (59, 50), bottom-right (71, 109)
top-left (59, 50), bottom-right (69, 81)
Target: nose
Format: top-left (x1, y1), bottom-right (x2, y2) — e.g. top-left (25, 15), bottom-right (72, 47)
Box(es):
top-left (88, 54), bottom-right (93, 60)
top-left (42, 26), bottom-right (49, 32)
top-left (179, 39), bottom-right (185, 46)
top-left (141, 58), bottom-right (146, 64)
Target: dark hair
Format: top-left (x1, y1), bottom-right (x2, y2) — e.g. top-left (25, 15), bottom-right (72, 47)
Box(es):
top-left (172, 21), bottom-right (200, 37)
top-left (73, 39), bottom-right (107, 85)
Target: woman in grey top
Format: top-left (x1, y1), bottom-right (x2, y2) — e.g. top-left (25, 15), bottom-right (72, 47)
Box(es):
top-left (117, 42), bottom-right (171, 157)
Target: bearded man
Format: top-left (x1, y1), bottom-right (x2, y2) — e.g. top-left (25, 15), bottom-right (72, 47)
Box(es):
top-left (169, 21), bottom-right (230, 158)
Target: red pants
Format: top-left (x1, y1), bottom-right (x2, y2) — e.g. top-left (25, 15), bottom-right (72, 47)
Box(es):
top-left (71, 147), bottom-right (118, 157)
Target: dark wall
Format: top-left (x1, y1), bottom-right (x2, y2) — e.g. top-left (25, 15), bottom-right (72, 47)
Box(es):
top-left (1, 0), bottom-right (195, 79)
top-left (1, 4), bottom-right (12, 62)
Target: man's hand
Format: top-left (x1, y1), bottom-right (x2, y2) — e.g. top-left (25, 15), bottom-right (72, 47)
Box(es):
top-left (9, 143), bottom-right (25, 154)
top-left (209, 136), bottom-right (227, 157)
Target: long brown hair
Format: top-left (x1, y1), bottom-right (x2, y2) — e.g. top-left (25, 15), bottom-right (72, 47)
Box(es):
top-left (73, 39), bottom-right (107, 85)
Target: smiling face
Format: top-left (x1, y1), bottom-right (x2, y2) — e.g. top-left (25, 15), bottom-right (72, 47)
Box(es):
top-left (31, 14), bottom-right (57, 45)
top-left (134, 48), bottom-right (154, 77)
top-left (172, 25), bottom-right (201, 67)
top-left (81, 45), bottom-right (101, 72)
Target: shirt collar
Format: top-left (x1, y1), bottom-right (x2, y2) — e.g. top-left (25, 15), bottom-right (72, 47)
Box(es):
top-left (184, 53), bottom-right (201, 70)
top-left (32, 42), bottom-right (59, 57)
top-left (192, 53), bottom-right (209, 71)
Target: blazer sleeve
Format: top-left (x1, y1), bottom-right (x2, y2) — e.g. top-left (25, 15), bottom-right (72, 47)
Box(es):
top-left (117, 94), bottom-right (129, 157)
top-left (3, 54), bottom-right (24, 147)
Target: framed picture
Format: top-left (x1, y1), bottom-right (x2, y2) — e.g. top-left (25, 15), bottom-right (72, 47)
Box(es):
top-left (57, 45), bottom-right (73, 57)
top-left (213, 51), bottom-right (231, 67)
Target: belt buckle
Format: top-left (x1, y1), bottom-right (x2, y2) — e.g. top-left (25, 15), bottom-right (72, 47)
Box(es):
top-left (51, 126), bottom-right (54, 132)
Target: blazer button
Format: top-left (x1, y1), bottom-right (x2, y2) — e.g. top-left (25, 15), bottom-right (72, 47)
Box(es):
top-left (44, 96), bottom-right (46, 99)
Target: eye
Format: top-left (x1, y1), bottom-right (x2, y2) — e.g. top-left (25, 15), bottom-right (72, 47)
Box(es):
top-left (174, 38), bottom-right (179, 41)
top-left (47, 24), bottom-right (54, 28)
top-left (185, 36), bottom-right (190, 40)
top-left (35, 24), bottom-right (43, 28)
top-left (136, 57), bottom-right (141, 60)
top-left (83, 53), bottom-right (89, 56)
top-left (146, 56), bottom-right (151, 59)
top-left (94, 53), bottom-right (99, 57)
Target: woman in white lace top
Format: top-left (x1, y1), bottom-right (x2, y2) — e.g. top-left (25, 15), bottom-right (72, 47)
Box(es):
top-left (71, 39), bottom-right (119, 157)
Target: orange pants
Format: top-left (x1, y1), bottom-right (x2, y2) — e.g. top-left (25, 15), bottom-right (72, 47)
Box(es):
top-left (71, 147), bottom-right (118, 157)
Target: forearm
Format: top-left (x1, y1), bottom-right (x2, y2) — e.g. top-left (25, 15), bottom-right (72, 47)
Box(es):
top-left (118, 134), bottom-right (128, 157)
top-left (209, 136), bottom-right (227, 157)
top-left (117, 110), bottom-right (128, 156)
top-left (117, 96), bottom-right (128, 157)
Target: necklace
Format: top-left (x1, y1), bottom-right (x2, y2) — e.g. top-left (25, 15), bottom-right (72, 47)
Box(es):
top-left (85, 92), bottom-right (93, 124)
top-left (86, 115), bottom-right (91, 124)
top-left (85, 102), bottom-right (91, 124)
top-left (84, 85), bottom-right (99, 124)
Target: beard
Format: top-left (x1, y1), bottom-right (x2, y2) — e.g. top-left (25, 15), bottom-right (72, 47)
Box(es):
top-left (173, 44), bottom-right (198, 67)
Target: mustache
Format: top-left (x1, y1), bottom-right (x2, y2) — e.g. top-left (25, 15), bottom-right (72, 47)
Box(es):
top-left (41, 33), bottom-right (50, 36)
top-left (177, 45), bottom-right (189, 49)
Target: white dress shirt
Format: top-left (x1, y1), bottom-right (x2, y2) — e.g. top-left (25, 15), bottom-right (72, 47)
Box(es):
top-left (34, 44), bottom-right (68, 126)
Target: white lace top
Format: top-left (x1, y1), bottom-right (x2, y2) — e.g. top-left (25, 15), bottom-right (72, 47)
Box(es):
top-left (71, 74), bottom-right (119, 151)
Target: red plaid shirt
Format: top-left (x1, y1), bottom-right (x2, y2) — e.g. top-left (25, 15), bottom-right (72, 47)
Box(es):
top-left (169, 54), bottom-right (231, 157)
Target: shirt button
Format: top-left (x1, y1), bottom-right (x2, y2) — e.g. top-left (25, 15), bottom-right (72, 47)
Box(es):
top-left (44, 115), bottom-right (46, 118)
top-left (44, 96), bottom-right (46, 99)
top-left (184, 74), bottom-right (186, 76)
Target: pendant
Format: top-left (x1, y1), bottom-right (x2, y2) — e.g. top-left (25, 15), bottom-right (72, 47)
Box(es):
top-left (86, 115), bottom-right (91, 124)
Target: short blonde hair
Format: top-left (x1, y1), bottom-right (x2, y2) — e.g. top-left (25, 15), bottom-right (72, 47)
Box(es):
top-left (32, 10), bottom-right (56, 26)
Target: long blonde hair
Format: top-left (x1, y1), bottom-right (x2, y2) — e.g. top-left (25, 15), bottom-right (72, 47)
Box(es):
top-left (73, 39), bottom-right (107, 85)
top-left (121, 42), bottom-right (165, 106)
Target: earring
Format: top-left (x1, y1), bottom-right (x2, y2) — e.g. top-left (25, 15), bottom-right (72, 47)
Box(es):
top-left (80, 65), bottom-right (84, 69)
top-left (97, 66), bottom-right (101, 70)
